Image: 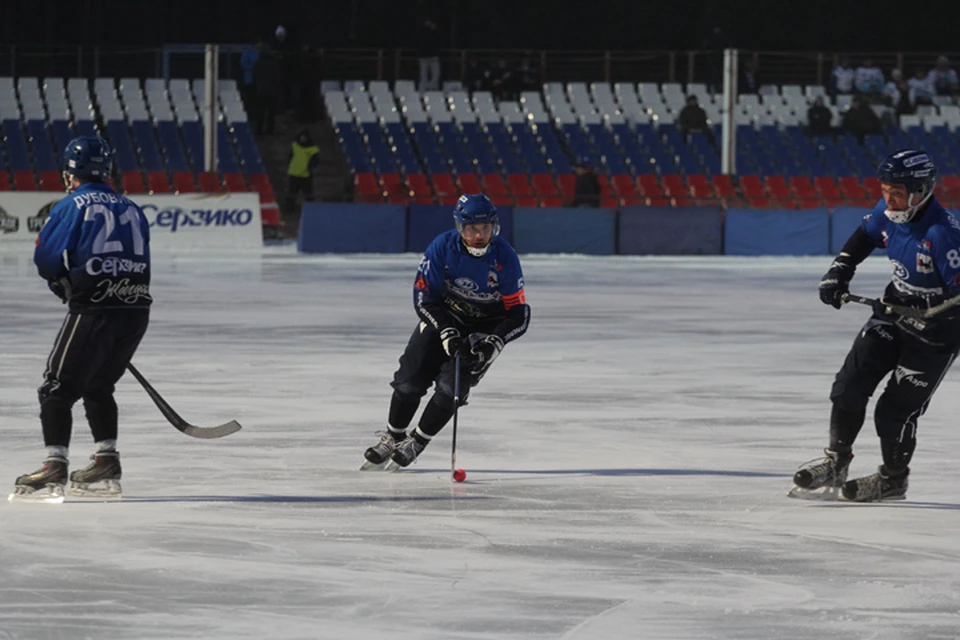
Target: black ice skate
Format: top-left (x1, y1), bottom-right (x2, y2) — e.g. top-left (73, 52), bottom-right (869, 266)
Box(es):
top-left (788, 449), bottom-right (853, 500)
top-left (360, 431), bottom-right (405, 472)
top-left (9, 456), bottom-right (68, 503)
top-left (841, 465), bottom-right (909, 502)
top-left (68, 451), bottom-right (122, 498)
top-left (390, 434), bottom-right (429, 468)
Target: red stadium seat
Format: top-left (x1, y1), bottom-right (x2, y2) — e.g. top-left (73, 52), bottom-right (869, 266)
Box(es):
top-left (354, 172), bottom-right (382, 203)
top-left (687, 174), bottom-right (713, 198)
top-left (387, 194), bottom-right (409, 204)
top-left (438, 195), bottom-right (459, 205)
top-left (38, 171), bottom-right (61, 191)
top-left (539, 196), bottom-right (563, 207)
top-left (597, 174), bottom-right (614, 197)
top-left (610, 174), bottom-right (637, 197)
top-left (247, 173), bottom-right (274, 196)
top-left (531, 173), bottom-right (558, 197)
top-left (457, 173), bottom-right (482, 194)
top-left (556, 174), bottom-right (576, 197)
top-left (823, 198), bottom-right (845, 210)
top-left (490, 196), bottom-right (513, 206)
top-left (406, 173), bottom-right (432, 198)
top-left (380, 173), bottom-right (407, 198)
top-left (764, 176), bottom-right (790, 200)
top-left (198, 172), bottom-right (223, 193)
top-left (412, 196), bottom-right (435, 205)
top-left (661, 174), bottom-right (686, 197)
top-left (601, 196), bottom-right (621, 208)
top-left (862, 176), bottom-right (882, 199)
top-left (507, 174), bottom-right (534, 197)
top-left (13, 171), bottom-right (36, 191)
top-left (0, 171), bottom-right (9, 190)
top-left (172, 172), bottom-right (196, 193)
top-left (711, 174), bottom-right (735, 198)
top-left (223, 173), bottom-right (247, 192)
top-left (637, 174), bottom-right (662, 197)
top-left (814, 176), bottom-right (841, 199)
top-left (739, 175), bottom-right (766, 199)
top-left (515, 196), bottom-right (538, 207)
top-left (480, 174), bottom-right (508, 196)
top-left (147, 172), bottom-right (171, 194)
top-left (796, 198), bottom-right (824, 209)
top-left (120, 171), bottom-right (145, 194)
top-left (838, 176), bottom-right (866, 199)
top-left (746, 196), bottom-right (771, 208)
top-left (260, 203), bottom-right (281, 227)
top-left (431, 173), bottom-right (458, 198)
top-left (672, 196), bottom-right (694, 207)
top-left (620, 196), bottom-right (643, 206)
top-left (789, 176), bottom-right (817, 200)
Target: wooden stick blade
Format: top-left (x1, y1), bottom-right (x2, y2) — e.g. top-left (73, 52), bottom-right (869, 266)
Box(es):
top-left (180, 420), bottom-right (243, 439)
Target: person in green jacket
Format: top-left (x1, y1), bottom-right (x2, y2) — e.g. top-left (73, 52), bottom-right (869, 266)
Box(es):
top-left (286, 129), bottom-right (320, 213)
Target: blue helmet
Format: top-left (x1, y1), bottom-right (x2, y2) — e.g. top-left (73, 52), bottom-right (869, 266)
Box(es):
top-left (876, 149), bottom-right (937, 223)
top-left (453, 193), bottom-right (499, 256)
top-left (63, 136), bottom-right (113, 182)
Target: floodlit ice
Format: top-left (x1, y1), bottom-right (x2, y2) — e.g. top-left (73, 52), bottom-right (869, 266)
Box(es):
top-left (2, 245), bottom-right (960, 640)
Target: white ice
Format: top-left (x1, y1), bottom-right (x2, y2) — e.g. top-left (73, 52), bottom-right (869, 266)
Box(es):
top-left (2, 245), bottom-right (960, 640)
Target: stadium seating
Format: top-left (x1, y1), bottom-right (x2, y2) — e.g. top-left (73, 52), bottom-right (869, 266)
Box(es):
top-left (323, 79), bottom-right (960, 210)
top-left (0, 76), bottom-right (277, 228)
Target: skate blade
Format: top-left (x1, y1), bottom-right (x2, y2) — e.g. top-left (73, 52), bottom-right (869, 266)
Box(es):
top-left (359, 459), bottom-right (400, 472)
top-left (788, 485), bottom-right (841, 501)
top-left (67, 480), bottom-right (122, 499)
top-left (8, 484), bottom-right (65, 504)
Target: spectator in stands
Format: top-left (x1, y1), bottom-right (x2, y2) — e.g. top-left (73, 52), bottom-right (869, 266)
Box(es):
top-left (854, 58), bottom-right (885, 101)
top-left (738, 58), bottom-right (760, 95)
top-left (909, 67), bottom-right (935, 106)
top-left (678, 95), bottom-right (713, 143)
top-left (884, 68), bottom-right (914, 117)
top-left (272, 24), bottom-right (289, 53)
top-left (418, 17), bottom-right (442, 91)
top-left (464, 58), bottom-right (488, 93)
top-left (830, 56), bottom-right (855, 96)
top-left (928, 56), bottom-right (959, 96)
top-left (491, 59), bottom-right (516, 101)
top-left (254, 45), bottom-right (282, 135)
top-left (805, 96), bottom-right (834, 137)
top-left (517, 54), bottom-right (541, 93)
top-left (240, 37), bottom-right (262, 114)
top-left (286, 129), bottom-right (320, 213)
top-left (842, 96), bottom-right (883, 145)
top-left (571, 157), bottom-right (601, 208)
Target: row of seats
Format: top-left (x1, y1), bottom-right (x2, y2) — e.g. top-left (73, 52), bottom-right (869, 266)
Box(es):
top-left (0, 77), bottom-right (264, 181)
top-left (351, 171), bottom-right (938, 210)
top-left (0, 168), bottom-right (274, 196)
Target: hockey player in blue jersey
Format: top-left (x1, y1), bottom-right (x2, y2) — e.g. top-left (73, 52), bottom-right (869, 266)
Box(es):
top-left (11, 136), bottom-right (152, 502)
top-left (792, 150), bottom-right (960, 502)
top-left (363, 194), bottom-right (531, 468)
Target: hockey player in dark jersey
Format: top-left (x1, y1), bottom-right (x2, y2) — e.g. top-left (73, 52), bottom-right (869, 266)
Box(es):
top-left (362, 193), bottom-right (531, 469)
top-left (791, 150), bottom-right (960, 502)
top-left (10, 136), bottom-right (151, 502)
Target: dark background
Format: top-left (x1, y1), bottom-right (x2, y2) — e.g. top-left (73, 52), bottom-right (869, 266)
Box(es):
top-left (0, 0), bottom-right (952, 52)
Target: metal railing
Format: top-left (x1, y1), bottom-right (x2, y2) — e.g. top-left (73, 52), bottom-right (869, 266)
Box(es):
top-left (0, 45), bottom-right (954, 89)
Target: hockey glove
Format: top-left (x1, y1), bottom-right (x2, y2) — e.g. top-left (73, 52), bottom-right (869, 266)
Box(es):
top-left (440, 327), bottom-right (462, 357)
top-left (48, 277), bottom-right (72, 303)
top-left (818, 254), bottom-right (855, 309)
top-left (466, 332), bottom-right (504, 376)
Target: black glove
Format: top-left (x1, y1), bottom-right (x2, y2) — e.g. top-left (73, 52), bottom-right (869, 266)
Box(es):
top-left (466, 332), bottom-right (504, 376)
top-left (440, 327), bottom-right (462, 358)
top-left (818, 256), bottom-right (855, 309)
top-left (48, 277), bottom-right (72, 304)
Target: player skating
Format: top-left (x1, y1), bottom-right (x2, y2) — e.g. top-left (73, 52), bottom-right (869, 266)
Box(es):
top-left (362, 194), bottom-right (530, 470)
top-left (792, 150), bottom-right (960, 502)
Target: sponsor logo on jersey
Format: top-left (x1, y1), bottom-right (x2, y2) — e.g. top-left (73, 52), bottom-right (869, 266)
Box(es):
top-left (414, 274), bottom-right (428, 290)
top-left (85, 256), bottom-right (149, 277)
top-left (142, 205), bottom-right (254, 232)
top-left (917, 252), bottom-right (934, 274)
top-left (0, 206), bottom-right (18, 233)
top-left (890, 260), bottom-right (909, 280)
top-left (89, 278), bottom-right (152, 304)
top-left (881, 230), bottom-right (889, 247)
top-left (487, 270), bottom-right (498, 288)
top-left (894, 365), bottom-right (929, 388)
top-left (454, 277), bottom-right (478, 292)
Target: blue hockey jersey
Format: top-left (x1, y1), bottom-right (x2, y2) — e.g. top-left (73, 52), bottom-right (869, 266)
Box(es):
top-left (860, 197), bottom-right (960, 303)
top-left (34, 182), bottom-right (152, 310)
top-left (414, 230), bottom-right (529, 343)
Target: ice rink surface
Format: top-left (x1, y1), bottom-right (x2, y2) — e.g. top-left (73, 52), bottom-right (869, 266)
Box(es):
top-left (2, 245), bottom-right (960, 640)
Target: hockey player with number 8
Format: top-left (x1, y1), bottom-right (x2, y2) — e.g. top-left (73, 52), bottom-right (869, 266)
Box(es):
top-left (10, 136), bottom-right (152, 502)
top-left (362, 194), bottom-right (530, 469)
top-left (792, 150), bottom-right (960, 502)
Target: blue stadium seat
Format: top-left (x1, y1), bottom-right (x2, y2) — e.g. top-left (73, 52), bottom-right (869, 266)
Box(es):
top-left (131, 120), bottom-right (165, 173)
top-left (26, 120), bottom-right (58, 172)
top-left (231, 122), bottom-right (266, 173)
top-left (2, 120), bottom-right (32, 172)
top-left (216, 122), bottom-right (240, 173)
top-left (156, 121), bottom-right (190, 173)
top-left (105, 120), bottom-right (140, 173)
top-left (51, 120), bottom-right (75, 156)
top-left (180, 121), bottom-right (204, 172)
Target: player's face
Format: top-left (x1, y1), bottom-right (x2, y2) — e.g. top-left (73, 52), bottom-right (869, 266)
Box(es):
top-left (881, 183), bottom-right (909, 210)
top-left (461, 222), bottom-right (493, 249)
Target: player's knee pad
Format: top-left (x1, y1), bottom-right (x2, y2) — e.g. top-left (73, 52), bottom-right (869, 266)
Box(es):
top-left (390, 380), bottom-right (430, 398)
top-left (37, 378), bottom-right (79, 405)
